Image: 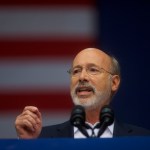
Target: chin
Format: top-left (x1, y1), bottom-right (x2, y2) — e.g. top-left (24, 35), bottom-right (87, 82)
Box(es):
top-left (72, 96), bottom-right (101, 110)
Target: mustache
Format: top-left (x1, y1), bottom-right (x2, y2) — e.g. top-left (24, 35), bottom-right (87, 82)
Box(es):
top-left (74, 82), bottom-right (96, 93)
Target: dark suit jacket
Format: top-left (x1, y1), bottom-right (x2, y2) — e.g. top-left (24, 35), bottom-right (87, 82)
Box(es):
top-left (39, 120), bottom-right (150, 138)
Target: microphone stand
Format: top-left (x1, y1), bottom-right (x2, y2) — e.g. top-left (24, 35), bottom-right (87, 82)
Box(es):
top-left (70, 105), bottom-right (114, 138)
top-left (97, 105), bottom-right (114, 137)
top-left (70, 105), bottom-right (90, 138)
top-left (78, 126), bottom-right (90, 138)
top-left (97, 120), bottom-right (109, 137)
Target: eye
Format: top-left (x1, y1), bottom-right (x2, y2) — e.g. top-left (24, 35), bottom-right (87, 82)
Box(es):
top-left (72, 68), bottom-right (81, 75)
top-left (89, 67), bottom-right (99, 73)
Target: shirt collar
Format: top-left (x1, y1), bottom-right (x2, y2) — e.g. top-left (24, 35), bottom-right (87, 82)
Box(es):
top-left (74, 122), bottom-right (114, 135)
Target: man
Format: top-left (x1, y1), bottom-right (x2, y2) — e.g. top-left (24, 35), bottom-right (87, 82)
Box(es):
top-left (15, 48), bottom-right (150, 139)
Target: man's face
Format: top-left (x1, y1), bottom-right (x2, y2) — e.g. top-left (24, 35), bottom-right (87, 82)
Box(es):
top-left (70, 49), bottom-right (113, 110)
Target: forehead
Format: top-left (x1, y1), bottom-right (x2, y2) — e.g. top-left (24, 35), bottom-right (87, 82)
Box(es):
top-left (73, 49), bottom-right (111, 68)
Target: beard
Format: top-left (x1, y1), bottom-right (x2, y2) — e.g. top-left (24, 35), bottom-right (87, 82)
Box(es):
top-left (70, 78), bottom-right (112, 110)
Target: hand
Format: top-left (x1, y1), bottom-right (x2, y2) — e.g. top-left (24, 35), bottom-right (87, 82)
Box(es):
top-left (15, 106), bottom-right (42, 139)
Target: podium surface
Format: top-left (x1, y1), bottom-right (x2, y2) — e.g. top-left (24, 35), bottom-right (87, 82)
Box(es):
top-left (1, 137), bottom-right (150, 150)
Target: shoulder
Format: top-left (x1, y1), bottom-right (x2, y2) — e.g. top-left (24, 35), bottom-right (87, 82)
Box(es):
top-left (114, 120), bottom-right (150, 136)
top-left (39, 121), bottom-right (73, 138)
top-left (42, 121), bottom-right (71, 131)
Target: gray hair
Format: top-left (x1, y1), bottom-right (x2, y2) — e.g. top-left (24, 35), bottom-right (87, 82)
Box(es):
top-left (110, 56), bottom-right (121, 77)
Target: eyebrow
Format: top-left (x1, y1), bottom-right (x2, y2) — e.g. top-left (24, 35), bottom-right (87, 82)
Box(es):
top-left (73, 63), bottom-right (99, 69)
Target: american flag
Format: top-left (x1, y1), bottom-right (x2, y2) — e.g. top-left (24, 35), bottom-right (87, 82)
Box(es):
top-left (0, 0), bottom-right (98, 138)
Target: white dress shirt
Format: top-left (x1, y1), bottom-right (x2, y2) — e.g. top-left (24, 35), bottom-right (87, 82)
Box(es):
top-left (74, 122), bottom-right (114, 138)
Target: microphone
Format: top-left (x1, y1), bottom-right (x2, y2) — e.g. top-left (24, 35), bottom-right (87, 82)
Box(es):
top-left (97, 105), bottom-right (114, 137)
top-left (70, 105), bottom-right (114, 138)
top-left (70, 105), bottom-right (89, 137)
top-left (70, 105), bottom-right (85, 127)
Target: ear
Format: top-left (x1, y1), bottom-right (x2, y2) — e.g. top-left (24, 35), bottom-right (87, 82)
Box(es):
top-left (111, 75), bottom-right (120, 92)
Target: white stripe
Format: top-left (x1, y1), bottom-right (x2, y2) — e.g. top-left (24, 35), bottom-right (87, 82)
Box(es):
top-left (0, 6), bottom-right (96, 38)
top-left (0, 111), bottom-right (70, 138)
top-left (0, 58), bottom-right (72, 92)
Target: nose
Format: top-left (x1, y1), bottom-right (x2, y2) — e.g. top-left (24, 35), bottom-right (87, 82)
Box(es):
top-left (79, 68), bottom-right (89, 82)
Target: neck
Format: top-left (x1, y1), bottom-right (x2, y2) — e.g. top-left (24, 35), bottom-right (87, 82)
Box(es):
top-left (85, 108), bottom-right (100, 125)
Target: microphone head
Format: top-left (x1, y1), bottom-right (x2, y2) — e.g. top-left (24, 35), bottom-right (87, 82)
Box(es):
top-left (70, 105), bottom-right (85, 127)
top-left (100, 105), bottom-right (114, 126)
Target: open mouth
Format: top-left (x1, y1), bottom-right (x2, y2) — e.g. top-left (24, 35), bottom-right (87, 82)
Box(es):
top-left (75, 86), bottom-right (94, 97)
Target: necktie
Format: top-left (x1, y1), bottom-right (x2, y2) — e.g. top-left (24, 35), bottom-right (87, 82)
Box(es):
top-left (84, 123), bottom-right (101, 138)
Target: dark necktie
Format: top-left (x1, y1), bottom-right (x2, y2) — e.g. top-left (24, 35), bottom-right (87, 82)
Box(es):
top-left (84, 123), bottom-right (101, 137)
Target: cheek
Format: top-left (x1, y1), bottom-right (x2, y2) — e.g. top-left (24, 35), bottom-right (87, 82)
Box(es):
top-left (92, 77), bottom-right (109, 91)
top-left (91, 76), bottom-right (101, 83)
top-left (93, 82), bottom-right (103, 91)
top-left (70, 78), bottom-right (78, 90)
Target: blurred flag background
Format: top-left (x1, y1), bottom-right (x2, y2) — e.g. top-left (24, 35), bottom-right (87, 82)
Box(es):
top-left (0, 0), bottom-right (98, 138)
top-left (1, 0), bottom-right (150, 138)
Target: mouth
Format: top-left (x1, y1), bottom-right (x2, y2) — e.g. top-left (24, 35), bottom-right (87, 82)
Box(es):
top-left (75, 86), bottom-right (94, 97)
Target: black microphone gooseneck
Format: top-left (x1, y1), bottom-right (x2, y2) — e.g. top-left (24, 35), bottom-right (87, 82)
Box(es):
top-left (97, 105), bottom-right (114, 137)
top-left (70, 105), bottom-right (90, 138)
top-left (70, 105), bottom-right (114, 138)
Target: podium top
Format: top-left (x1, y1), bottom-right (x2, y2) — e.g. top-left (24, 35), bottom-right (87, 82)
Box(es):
top-left (1, 137), bottom-right (150, 150)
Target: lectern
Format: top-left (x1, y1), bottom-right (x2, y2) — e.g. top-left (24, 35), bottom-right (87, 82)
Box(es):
top-left (1, 137), bottom-right (150, 150)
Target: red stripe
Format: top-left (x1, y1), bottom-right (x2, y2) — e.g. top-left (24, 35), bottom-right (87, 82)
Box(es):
top-left (0, 38), bottom-right (96, 58)
top-left (0, 92), bottom-right (73, 111)
top-left (0, 0), bottom-right (95, 6)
